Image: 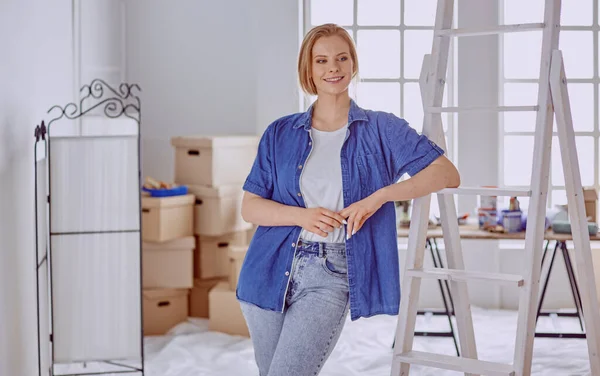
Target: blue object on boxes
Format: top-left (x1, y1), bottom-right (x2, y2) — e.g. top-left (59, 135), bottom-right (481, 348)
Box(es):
top-left (142, 185), bottom-right (188, 197)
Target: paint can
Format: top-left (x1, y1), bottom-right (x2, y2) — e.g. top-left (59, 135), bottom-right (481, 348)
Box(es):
top-left (478, 186), bottom-right (498, 210)
top-left (502, 210), bottom-right (523, 233)
top-left (478, 208), bottom-right (497, 229)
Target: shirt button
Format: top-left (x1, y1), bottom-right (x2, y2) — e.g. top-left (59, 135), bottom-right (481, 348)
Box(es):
top-left (297, 192), bottom-right (301, 197)
top-left (309, 142), bottom-right (312, 146)
top-left (285, 271), bottom-right (290, 276)
top-left (298, 164), bottom-right (303, 169)
top-left (292, 242), bottom-right (296, 247)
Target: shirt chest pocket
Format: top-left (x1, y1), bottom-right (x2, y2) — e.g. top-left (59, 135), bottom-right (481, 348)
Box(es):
top-left (355, 152), bottom-right (388, 195)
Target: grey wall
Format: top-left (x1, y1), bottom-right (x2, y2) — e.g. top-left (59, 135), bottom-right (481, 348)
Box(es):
top-left (125, 0), bottom-right (301, 182)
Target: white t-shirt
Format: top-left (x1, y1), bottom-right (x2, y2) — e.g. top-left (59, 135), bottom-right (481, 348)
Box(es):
top-left (298, 124), bottom-right (348, 243)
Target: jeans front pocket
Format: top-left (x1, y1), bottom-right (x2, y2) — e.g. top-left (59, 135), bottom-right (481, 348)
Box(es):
top-left (320, 252), bottom-right (348, 278)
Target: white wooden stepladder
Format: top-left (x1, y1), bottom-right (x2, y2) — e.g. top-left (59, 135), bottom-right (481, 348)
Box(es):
top-left (391, 0), bottom-right (600, 375)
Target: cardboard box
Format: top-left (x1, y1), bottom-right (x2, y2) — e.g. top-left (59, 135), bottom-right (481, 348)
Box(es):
top-left (188, 184), bottom-right (251, 236)
top-left (189, 278), bottom-right (224, 318)
top-left (228, 245), bottom-right (248, 291)
top-left (208, 282), bottom-right (249, 337)
top-left (143, 288), bottom-right (189, 336)
top-left (171, 135), bottom-right (259, 187)
top-left (195, 232), bottom-right (247, 279)
top-left (143, 236), bottom-right (194, 289)
top-left (584, 187), bottom-right (598, 222)
top-left (142, 194), bottom-right (195, 242)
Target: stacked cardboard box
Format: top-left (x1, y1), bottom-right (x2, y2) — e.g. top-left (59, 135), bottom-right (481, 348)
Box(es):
top-left (170, 135), bottom-right (259, 337)
top-left (141, 194), bottom-right (195, 335)
top-left (584, 187), bottom-right (598, 223)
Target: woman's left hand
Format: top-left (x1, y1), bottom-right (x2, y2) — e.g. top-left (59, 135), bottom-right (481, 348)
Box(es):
top-left (338, 191), bottom-right (386, 239)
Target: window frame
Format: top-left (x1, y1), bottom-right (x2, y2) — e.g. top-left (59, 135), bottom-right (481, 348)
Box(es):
top-left (499, 0), bottom-right (600, 218)
top-left (301, 0), bottom-right (457, 162)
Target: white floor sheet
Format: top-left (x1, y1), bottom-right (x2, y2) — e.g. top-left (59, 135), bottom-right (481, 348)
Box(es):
top-left (54, 306), bottom-right (592, 376)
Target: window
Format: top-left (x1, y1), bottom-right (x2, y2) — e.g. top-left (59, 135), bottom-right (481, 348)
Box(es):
top-left (302, 0), bottom-right (456, 160)
top-left (501, 0), bottom-right (598, 220)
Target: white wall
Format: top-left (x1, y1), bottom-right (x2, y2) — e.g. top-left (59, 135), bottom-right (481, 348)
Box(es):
top-left (0, 1), bottom-right (74, 375)
top-left (125, 0), bottom-right (301, 182)
top-left (0, 0), bottom-right (300, 373)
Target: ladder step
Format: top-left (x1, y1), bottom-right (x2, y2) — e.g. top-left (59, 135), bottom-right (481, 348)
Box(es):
top-left (436, 23), bottom-right (544, 37)
top-left (395, 351), bottom-right (515, 376)
top-left (406, 268), bottom-right (525, 287)
top-left (438, 187), bottom-right (531, 197)
top-left (426, 105), bottom-right (538, 113)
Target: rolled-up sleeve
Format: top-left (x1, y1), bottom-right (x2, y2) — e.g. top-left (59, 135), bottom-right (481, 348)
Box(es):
top-left (243, 123), bottom-right (274, 199)
top-left (385, 114), bottom-right (445, 181)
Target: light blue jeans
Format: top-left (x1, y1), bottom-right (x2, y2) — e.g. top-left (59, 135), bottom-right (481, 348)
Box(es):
top-left (240, 239), bottom-right (350, 376)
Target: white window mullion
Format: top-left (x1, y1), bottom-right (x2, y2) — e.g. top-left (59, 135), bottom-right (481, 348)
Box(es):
top-left (501, 1), bottom-right (600, 210)
top-left (303, 0), bottom-right (456, 167)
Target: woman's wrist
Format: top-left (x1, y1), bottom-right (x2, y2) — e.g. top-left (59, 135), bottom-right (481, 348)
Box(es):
top-left (373, 186), bottom-right (391, 206)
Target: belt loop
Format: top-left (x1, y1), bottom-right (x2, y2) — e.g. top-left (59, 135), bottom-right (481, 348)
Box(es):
top-left (318, 242), bottom-right (324, 257)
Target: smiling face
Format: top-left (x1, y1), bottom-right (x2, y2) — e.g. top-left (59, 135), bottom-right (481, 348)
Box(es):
top-left (310, 35), bottom-right (354, 97)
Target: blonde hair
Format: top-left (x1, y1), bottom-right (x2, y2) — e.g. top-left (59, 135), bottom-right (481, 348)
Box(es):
top-left (298, 24), bottom-right (359, 96)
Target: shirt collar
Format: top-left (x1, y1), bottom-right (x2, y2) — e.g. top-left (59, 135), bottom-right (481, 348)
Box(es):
top-left (294, 98), bottom-right (368, 131)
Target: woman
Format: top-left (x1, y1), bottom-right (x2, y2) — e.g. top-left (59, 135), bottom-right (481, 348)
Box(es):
top-left (237, 23), bottom-right (460, 376)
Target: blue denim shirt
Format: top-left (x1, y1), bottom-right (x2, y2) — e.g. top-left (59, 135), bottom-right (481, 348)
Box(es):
top-left (237, 99), bottom-right (444, 320)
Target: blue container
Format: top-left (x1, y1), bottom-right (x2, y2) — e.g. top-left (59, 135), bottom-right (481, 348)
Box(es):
top-left (502, 210), bottom-right (523, 233)
top-left (142, 185), bottom-right (188, 197)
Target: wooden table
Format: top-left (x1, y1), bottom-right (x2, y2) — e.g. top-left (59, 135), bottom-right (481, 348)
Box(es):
top-left (397, 223), bottom-right (600, 241)
top-left (396, 224), bottom-right (599, 355)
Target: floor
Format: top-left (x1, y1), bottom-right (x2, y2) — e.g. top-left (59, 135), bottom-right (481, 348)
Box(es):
top-left (54, 306), bottom-right (592, 376)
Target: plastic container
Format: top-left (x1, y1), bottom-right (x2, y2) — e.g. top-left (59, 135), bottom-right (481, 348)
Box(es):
top-left (502, 210), bottom-right (523, 233)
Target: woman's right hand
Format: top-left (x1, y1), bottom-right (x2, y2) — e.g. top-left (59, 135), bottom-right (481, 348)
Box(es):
top-left (297, 207), bottom-right (346, 237)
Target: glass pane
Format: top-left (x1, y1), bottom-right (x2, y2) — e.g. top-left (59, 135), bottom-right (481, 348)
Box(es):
top-left (402, 83), bottom-right (449, 133)
top-left (357, 0), bottom-right (400, 26)
top-left (404, 30), bottom-right (433, 78)
top-left (310, 0), bottom-right (354, 26)
top-left (559, 31), bottom-right (593, 79)
top-left (504, 0), bottom-right (543, 24)
top-left (562, 0), bottom-right (592, 26)
top-left (504, 136), bottom-right (534, 186)
top-left (356, 82), bottom-right (401, 117)
top-left (504, 113), bottom-right (537, 133)
top-left (551, 190), bottom-right (567, 207)
top-left (503, 83), bottom-right (538, 132)
top-left (404, 0), bottom-right (437, 26)
top-left (357, 30), bottom-right (401, 78)
top-left (403, 83), bottom-right (423, 133)
top-left (344, 28), bottom-right (355, 42)
top-left (552, 136), bottom-right (594, 186)
top-left (504, 32), bottom-right (542, 79)
top-left (576, 137), bottom-right (594, 187)
top-left (567, 84), bottom-right (594, 132)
